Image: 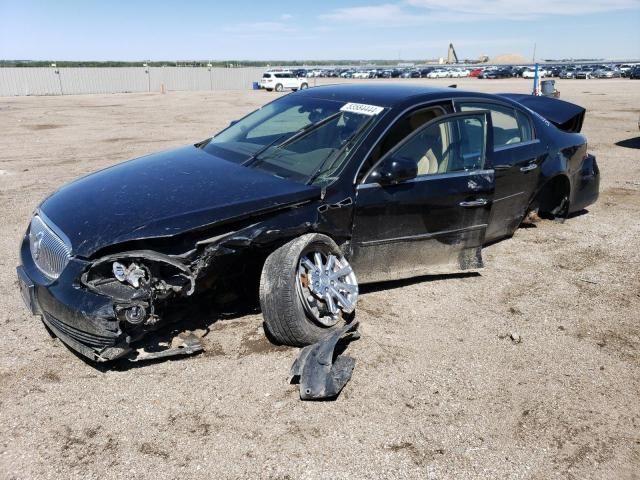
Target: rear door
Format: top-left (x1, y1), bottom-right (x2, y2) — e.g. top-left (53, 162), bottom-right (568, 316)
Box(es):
top-left (456, 101), bottom-right (543, 241)
top-left (350, 111), bottom-right (495, 283)
top-left (281, 73), bottom-right (297, 89)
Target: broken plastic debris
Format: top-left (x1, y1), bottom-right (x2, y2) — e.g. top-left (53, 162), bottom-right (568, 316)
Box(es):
top-left (290, 321), bottom-right (360, 400)
top-left (130, 332), bottom-right (204, 362)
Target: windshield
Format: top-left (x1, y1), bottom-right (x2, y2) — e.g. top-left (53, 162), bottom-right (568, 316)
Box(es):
top-left (202, 96), bottom-right (381, 184)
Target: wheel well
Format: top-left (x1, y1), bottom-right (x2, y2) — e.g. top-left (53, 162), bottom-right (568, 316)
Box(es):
top-left (531, 175), bottom-right (571, 218)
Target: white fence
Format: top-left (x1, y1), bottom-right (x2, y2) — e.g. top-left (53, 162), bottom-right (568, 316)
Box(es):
top-left (0, 67), bottom-right (267, 96)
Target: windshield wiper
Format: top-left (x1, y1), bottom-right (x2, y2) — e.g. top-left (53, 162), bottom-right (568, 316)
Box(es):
top-left (242, 131), bottom-right (294, 166)
top-left (306, 116), bottom-right (376, 185)
top-left (244, 111), bottom-right (343, 166)
top-left (276, 111), bottom-right (342, 150)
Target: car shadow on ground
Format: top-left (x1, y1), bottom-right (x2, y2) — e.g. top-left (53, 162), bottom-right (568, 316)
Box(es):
top-left (360, 271), bottom-right (481, 295)
top-left (615, 136), bottom-right (640, 149)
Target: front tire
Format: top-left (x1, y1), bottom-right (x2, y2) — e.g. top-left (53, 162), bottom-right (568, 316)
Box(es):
top-left (259, 234), bottom-right (358, 347)
top-left (300, 83), bottom-right (309, 89)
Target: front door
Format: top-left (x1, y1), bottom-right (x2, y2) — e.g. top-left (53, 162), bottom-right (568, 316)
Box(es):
top-left (350, 111), bottom-right (495, 283)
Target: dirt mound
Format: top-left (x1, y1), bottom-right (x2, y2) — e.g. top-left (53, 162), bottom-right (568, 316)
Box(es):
top-left (490, 53), bottom-right (532, 64)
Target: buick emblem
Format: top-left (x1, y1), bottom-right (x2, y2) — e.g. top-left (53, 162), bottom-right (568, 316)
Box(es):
top-left (33, 231), bottom-right (44, 260)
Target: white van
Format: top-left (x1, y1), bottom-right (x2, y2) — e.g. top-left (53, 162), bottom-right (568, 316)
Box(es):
top-left (260, 71), bottom-right (309, 92)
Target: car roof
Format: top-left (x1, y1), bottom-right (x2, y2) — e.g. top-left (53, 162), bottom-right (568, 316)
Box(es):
top-left (295, 83), bottom-right (477, 108)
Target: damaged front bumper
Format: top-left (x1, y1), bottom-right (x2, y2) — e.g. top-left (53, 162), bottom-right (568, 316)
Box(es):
top-left (17, 253), bottom-right (129, 362)
top-left (17, 236), bottom-right (196, 362)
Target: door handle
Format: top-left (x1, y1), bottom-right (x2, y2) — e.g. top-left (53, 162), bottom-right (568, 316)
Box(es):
top-left (520, 163), bottom-right (538, 172)
top-left (460, 198), bottom-right (489, 208)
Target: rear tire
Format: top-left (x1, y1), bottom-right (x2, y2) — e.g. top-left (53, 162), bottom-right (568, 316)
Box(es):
top-left (300, 83), bottom-right (308, 89)
top-left (275, 83), bottom-right (283, 92)
top-left (259, 234), bottom-right (358, 347)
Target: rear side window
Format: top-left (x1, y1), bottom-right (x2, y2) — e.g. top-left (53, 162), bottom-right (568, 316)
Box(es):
top-left (515, 109), bottom-right (533, 142)
top-left (262, 73), bottom-right (272, 78)
top-left (459, 102), bottom-right (533, 148)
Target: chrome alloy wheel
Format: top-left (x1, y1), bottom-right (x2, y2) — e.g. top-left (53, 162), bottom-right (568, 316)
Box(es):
top-left (297, 252), bottom-right (358, 327)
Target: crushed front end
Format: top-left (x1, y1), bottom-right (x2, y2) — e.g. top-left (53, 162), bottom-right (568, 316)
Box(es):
top-left (17, 212), bottom-right (202, 362)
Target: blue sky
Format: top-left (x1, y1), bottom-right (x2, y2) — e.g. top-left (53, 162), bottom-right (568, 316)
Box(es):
top-left (1, 0), bottom-right (639, 60)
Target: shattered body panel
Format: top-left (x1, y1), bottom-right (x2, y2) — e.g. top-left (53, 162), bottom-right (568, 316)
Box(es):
top-left (290, 321), bottom-right (360, 400)
top-left (17, 84), bottom-right (599, 361)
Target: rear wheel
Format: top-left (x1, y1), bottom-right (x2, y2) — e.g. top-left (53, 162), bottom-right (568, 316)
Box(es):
top-left (259, 234), bottom-right (358, 346)
top-left (300, 83), bottom-right (309, 90)
top-left (275, 83), bottom-right (284, 92)
top-left (523, 176), bottom-right (570, 224)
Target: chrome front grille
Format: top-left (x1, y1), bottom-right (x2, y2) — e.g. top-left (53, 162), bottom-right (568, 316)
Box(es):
top-left (29, 214), bottom-right (72, 279)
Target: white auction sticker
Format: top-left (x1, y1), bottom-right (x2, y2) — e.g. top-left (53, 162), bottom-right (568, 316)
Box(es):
top-left (340, 102), bottom-right (385, 116)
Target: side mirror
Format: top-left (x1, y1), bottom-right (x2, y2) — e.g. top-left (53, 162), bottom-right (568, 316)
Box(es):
top-left (229, 120), bottom-right (238, 127)
top-left (369, 156), bottom-right (418, 185)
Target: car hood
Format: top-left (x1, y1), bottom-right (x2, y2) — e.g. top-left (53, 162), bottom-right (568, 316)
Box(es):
top-left (40, 145), bottom-right (321, 257)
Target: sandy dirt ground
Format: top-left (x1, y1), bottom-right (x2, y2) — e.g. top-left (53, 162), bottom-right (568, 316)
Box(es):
top-left (0, 77), bottom-right (639, 479)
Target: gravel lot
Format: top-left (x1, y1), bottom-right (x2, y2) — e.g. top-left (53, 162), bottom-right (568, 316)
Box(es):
top-left (0, 77), bottom-right (639, 479)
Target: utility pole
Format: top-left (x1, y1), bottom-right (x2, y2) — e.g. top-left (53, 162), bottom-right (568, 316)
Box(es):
top-left (532, 42), bottom-right (537, 63)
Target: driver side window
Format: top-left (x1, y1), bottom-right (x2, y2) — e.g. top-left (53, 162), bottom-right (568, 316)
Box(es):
top-left (358, 105), bottom-right (447, 181)
top-left (385, 114), bottom-right (486, 177)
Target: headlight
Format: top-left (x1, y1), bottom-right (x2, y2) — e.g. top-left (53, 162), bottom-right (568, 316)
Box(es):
top-left (29, 213), bottom-right (72, 279)
top-left (82, 251), bottom-right (195, 301)
top-left (112, 261), bottom-right (147, 287)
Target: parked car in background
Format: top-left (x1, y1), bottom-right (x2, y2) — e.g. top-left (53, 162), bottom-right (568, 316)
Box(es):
top-left (575, 68), bottom-right (595, 79)
top-left (619, 64), bottom-right (636, 77)
top-left (384, 69), bottom-right (402, 78)
top-left (449, 68), bottom-right (470, 78)
top-left (560, 68), bottom-right (577, 79)
top-left (511, 66), bottom-right (526, 77)
top-left (548, 66), bottom-right (563, 77)
top-left (484, 67), bottom-right (513, 79)
top-left (407, 70), bottom-right (422, 78)
top-left (260, 71), bottom-right (309, 92)
top-left (427, 69), bottom-right (449, 78)
top-left (469, 68), bottom-right (484, 77)
top-left (522, 67), bottom-right (547, 79)
top-left (594, 67), bottom-right (621, 78)
top-left (478, 67), bottom-right (497, 79)
top-left (630, 66), bottom-right (640, 79)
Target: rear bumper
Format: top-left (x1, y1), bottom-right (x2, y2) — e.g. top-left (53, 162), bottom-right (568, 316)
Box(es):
top-left (570, 153), bottom-right (600, 213)
top-left (17, 236), bottom-right (130, 362)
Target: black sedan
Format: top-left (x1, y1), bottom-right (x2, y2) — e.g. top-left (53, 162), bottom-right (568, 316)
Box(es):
top-left (483, 68), bottom-right (514, 79)
top-left (17, 84), bottom-right (600, 362)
